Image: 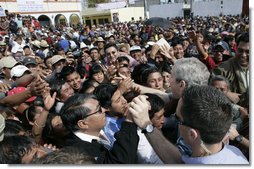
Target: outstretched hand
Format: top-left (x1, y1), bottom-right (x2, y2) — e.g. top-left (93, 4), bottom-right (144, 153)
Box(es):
top-left (128, 95), bottom-right (152, 129)
top-left (43, 89), bottom-right (57, 111)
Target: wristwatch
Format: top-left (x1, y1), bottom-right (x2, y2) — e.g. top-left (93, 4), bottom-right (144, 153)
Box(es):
top-left (234, 135), bottom-right (243, 143)
top-left (141, 124), bottom-right (154, 133)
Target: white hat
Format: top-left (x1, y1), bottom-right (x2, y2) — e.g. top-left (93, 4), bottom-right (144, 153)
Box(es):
top-left (30, 40), bottom-right (41, 49)
top-left (129, 45), bottom-right (141, 52)
top-left (0, 56), bottom-right (18, 69)
top-left (0, 114), bottom-right (5, 142)
top-left (40, 40), bottom-right (49, 48)
top-left (96, 37), bottom-right (105, 42)
top-left (80, 42), bottom-right (88, 49)
top-left (10, 65), bottom-right (30, 78)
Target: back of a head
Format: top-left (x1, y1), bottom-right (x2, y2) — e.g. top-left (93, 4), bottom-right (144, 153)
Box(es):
top-left (42, 113), bottom-right (70, 148)
top-left (144, 93), bottom-right (165, 119)
top-left (60, 94), bottom-right (97, 132)
top-left (0, 135), bottom-right (34, 164)
top-left (32, 146), bottom-right (96, 164)
top-left (181, 85), bottom-right (232, 144)
top-left (173, 58), bottom-right (210, 87)
top-left (94, 83), bottom-right (118, 109)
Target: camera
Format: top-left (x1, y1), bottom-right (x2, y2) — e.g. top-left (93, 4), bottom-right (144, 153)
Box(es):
top-left (72, 49), bottom-right (83, 59)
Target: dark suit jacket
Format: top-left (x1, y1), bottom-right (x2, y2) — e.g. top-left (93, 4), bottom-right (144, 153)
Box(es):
top-left (65, 122), bottom-right (139, 164)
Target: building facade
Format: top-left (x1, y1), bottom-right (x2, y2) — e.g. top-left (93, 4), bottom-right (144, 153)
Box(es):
top-left (0, 0), bottom-right (82, 27)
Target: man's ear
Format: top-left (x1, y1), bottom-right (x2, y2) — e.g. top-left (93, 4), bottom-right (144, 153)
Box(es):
top-left (77, 119), bottom-right (88, 130)
top-left (179, 80), bottom-right (187, 88)
top-left (189, 128), bottom-right (199, 142)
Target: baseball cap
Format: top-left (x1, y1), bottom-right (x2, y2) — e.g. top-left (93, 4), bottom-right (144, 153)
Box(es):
top-left (0, 56), bottom-right (18, 69)
top-left (80, 42), bottom-right (88, 49)
top-left (51, 55), bottom-right (66, 65)
top-left (10, 65), bottom-right (31, 78)
top-left (22, 57), bottom-right (37, 66)
top-left (129, 45), bottom-right (141, 52)
top-left (96, 37), bottom-right (105, 42)
top-left (0, 114), bottom-right (5, 142)
top-left (214, 41), bottom-right (230, 51)
top-left (7, 87), bottom-right (36, 102)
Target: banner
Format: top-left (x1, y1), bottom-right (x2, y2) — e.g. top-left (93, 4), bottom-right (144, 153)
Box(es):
top-left (17, 0), bottom-right (44, 12)
top-left (96, 1), bottom-right (127, 11)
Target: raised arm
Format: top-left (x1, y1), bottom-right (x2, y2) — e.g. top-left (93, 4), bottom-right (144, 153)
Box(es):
top-left (129, 95), bottom-right (182, 164)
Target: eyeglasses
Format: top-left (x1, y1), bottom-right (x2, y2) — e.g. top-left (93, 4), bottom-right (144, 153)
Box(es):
top-left (84, 106), bottom-right (103, 118)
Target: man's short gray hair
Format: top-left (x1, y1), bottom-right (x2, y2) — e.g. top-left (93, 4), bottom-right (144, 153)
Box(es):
top-left (173, 58), bottom-right (210, 87)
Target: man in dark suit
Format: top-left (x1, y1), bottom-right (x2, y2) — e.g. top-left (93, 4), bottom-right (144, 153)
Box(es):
top-left (60, 94), bottom-right (139, 164)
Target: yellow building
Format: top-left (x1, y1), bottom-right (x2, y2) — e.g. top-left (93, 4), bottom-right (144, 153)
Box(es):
top-left (82, 7), bottom-right (145, 26)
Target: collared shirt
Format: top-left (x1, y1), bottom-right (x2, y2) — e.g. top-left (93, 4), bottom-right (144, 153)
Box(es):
top-left (74, 130), bottom-right (111, 150)
top-left (103, 114), bottom-right (125, 147)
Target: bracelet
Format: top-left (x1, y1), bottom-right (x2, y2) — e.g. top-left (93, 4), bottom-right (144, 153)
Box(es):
top-left (34, 120), bottom-right (45, 128)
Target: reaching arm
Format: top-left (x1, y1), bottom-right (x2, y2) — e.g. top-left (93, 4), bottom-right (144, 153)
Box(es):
top-left (145, 128), bottom-right (182, 164)
top-left (133, 83), bottom-right (170, 104)
top-left (129, 95), bottom-right (182, 164)
top-left (32, 90), bottom-right (56, 143)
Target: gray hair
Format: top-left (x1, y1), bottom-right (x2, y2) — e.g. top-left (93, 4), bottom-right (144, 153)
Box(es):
top-left (173, 58), bottom-right (210, 87)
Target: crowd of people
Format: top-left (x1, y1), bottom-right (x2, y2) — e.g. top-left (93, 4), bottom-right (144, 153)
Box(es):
top-left (0, 10), bottom-right (249, 164)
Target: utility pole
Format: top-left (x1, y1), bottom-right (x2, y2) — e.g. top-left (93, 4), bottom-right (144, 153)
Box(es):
top-left (144, 0), bottom-right (147, 19)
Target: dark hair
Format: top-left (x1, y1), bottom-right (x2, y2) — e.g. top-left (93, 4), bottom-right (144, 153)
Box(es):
top-left (181, 85), bottom-right (232, 144)
top-left (23, 45), bottom-right (30, 50)
top-left (104, 43), bottom-right (118, 52)
top-left (132, 64), bottom-right (160, 86)
top-left (79, 79), bottom-right (98, 94)
top-left (89, 63), bottom-right (103, 79)
top-left (17, 106), bottom-right (38, 131)
top-left (0, 135), bottom-right (34, 164)
top-left (171, 37), bottom-right (184, 48)
top-left (94, 83), bottom-right (118, 109)
top-left (0, 104), bottom-right (16, 119)
top-left (4, 119), bottom-right (26, 137)
top-left (49, 79), bottom-right (66, 98)
top-left (117, 56), bottom-right (130, 64)
top-left (236, 32), bottom-right (249, 45)
top-left (132, 63), bottom-right (152, 85)
top-left (60, 94), bottom-right (97, 132)
top-left (42, 113), bottom-right (69, 148)
top-left (60, 65), bottom-right (78, 80)
top-left (144, 93), bottom-right (165, 119)
top-left (161, 63), bottom-right (172, 74)
top-left (208, 75), bottom-right (229, 86)
top-left (31, 146), bottom-right (96, 164)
